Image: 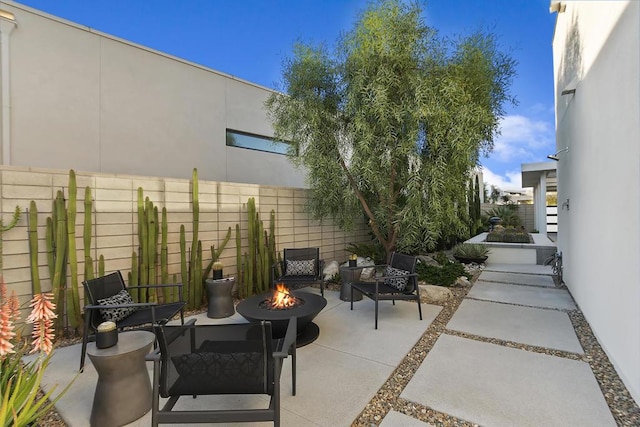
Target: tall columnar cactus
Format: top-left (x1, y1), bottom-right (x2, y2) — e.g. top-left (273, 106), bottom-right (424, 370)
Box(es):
top-left (66, 170), bottom-right (81, 330)
top-left (178, 169), bottom-right (232, 308)
top-left (49, 190), bottom-right (68, 335)
top-left (83, 187), bottom-right (94, 285)
top-left (131, 188), bottom-right (166, 303)
top-left (190, 168), bottom-right (201, 307)
top-left (27, 202), bottom-right (40, 294)
top-left (236, 224), bottom-right (245, 298)
top-left (161, 207), bottom-right (170, 302)
top-left (179, 224), bottom-right (188, 302)
top-left (235, 197), bottom-right (277, 297)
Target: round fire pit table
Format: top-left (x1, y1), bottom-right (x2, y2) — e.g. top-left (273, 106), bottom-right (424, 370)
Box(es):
top-left (339, 266), bottom-right (363, 301)
top-left (87, 330), bottom-right (154, 427)
top-left (236, 290), bottom-right (327, 347)
top-left (205, 277), bottom-right (235, 318)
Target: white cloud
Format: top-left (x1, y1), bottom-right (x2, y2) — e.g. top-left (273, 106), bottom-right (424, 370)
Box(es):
top-left (492, 115), bottom-right (553, 163)
top-left (481, 167), bottom-right (523, 192)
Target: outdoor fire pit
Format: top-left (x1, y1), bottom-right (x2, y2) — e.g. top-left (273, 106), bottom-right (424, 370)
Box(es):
top-left (236, 285), bottom-right (327, 347)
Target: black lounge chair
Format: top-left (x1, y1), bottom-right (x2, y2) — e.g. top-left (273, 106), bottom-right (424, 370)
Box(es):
top-left (80, 271), bottom-right (186, 372)
top-left (350, 252), bottom-right (422, 329)
top-left (148, 317), bottom-right (296, 426)
top-left (272, 247), bottom-right (325, 296)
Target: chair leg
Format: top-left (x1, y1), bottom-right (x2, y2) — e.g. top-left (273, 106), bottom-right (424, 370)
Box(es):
top-left (417, 299), bottom-right (423, 320)
top-left (374, 297), bottom-right (379, 330)
top-left (80, 315), bottom-right (91, 372)
top-left (350, 287), bottom-right (354, 311)
top-left (291, 344), bottom-right (297, 396)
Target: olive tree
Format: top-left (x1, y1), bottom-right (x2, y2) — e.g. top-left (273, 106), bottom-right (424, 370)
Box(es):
top-left (266, 0), bottom-right (516, 259)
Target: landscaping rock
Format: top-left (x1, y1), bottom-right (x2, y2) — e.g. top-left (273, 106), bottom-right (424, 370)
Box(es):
top-left (455, 276), bottom-right (471, 287)
top-left (420, 284), bottom-right (453, 303)
top-left (323, 260), bottom-right (340, 281)
top-left (417, 255), bottom-right (440, 267)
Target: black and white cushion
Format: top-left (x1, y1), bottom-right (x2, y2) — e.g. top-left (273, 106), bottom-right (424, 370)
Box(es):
top-left (285, 259), bottom-right (316, 276)
top-left (97, 289), bottom-right (138, 323)
top-left (383, 266), bottom-right (410, 291)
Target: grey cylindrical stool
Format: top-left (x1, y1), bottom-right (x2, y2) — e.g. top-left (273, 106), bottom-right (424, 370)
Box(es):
top-left (339, 266), bottom-right (363, 301)
top-left (87, 330), bottom-right (154, 427)
top-left (205, 277), bottom-right (235, 318)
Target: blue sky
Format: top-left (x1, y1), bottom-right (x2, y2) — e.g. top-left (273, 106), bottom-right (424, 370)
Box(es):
top-left (16, 0), bottom-right (557, 191)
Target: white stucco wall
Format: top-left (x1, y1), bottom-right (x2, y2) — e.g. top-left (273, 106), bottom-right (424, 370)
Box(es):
top-left (553, 1), bottom-right (640, 404)
top-left (0, 1), bottom-right (306, 187)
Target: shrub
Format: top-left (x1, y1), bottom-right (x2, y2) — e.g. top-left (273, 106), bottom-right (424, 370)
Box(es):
top-left (452, 243), bottom-right (490, 258)
top-left (486, 227), bottom-right (532, 243)
top-left (484, 205), bottom-right (521, 228)
top-left (417, 261), bottom-right (469, 287)
top-left (432, 251), bottom-right (450, 266)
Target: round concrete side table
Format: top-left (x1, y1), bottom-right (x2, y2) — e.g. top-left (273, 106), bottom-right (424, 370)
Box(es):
top-left (205, 277), bottom-right (235, 318)
top-left (87, 330), bottom-right (154, 427)
top-left (339, 266), bottom-right (363, 301)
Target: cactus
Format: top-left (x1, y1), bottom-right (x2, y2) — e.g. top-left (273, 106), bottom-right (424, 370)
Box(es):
top-left (27, 202), bottom-right (40, 294)
top-left (50, 190), bottom-right (68, 335)
top-left (177, 168), bottom-right (232, 308)
top-left (190, 168), bottom-right (201, 307)
top-left (235, 197), bottom-right (277, 297)
top-left (202, 227), bottom-right (232, 280)
top-left (235, 224), bottom-right (244, 297)
top-left (131, 188), bottom-right (166, 303)
top-left (66, 170), bottom-right (81, 330)
top-left (98, 254), bottom-right (105, 277)
top-left (161, 207), bottom-right (170, 302)
top-left (83, 186), bottom-right (94, 286)
top-left (179, 224), bottom-right (188, 303)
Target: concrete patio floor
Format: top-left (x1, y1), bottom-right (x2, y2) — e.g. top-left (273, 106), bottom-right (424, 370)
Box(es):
top-left (35, 264), bottom-right (619, 426)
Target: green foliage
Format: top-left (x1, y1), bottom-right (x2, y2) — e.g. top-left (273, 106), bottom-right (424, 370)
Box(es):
top-left (485, 204), bottom-right (521, 228)
top-left (266, 0), bottom-right (516, 260)
top-left (486, 226), bottom-right (531, 243)
top-left (345, 241), bottom-right (386, 264)
top-left (236, 198), bottom-right (278, 298)
top-left (452, 243), bottom-right (490, 258)
top-left (433, 251), bottom-right (450, 266)
top-left (417, 261), bottom-right (469, 287)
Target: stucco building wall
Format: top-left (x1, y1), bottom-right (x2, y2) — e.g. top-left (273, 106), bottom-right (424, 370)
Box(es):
top-left (0, 1), bottom-right (305, 187)
top-left (553, 0), bottom-right (640, 404)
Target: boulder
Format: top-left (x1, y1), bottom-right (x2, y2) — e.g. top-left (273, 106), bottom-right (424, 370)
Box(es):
top-left (420, 284), bottom-right (453, 303)
top-left (416, 255), bottom-right (440, 267)
top-left (323, 260), bottom-right (340, 281)
top-left (454, 276), bottom-right (471, 287)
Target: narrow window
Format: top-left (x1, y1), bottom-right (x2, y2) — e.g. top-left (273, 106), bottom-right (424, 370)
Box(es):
top-left (226, 129), bottom-right (290, 155)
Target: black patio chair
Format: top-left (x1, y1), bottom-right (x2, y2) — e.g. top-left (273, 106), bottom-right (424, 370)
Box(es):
top-left (272, 247), bottom-right (325, 296)
top-left (80, 271), bottom-right (186, 372)
top-left (148, 317), bottom-right (297, 426)
top-left (350, 252), bottom-right (422, 329)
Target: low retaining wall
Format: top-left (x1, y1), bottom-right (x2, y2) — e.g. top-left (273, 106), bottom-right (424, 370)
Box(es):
top-left (466, 233), bottom-right (556, 265)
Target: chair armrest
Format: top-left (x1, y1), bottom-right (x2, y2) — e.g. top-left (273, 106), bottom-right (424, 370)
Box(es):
top-left (373, 272), bottom-right (418, 282)
top-left (84, 302), bottom-right (159, 310)
top-left (135, 283), bottom-right (183, 289)
top-left (274, 317), bottom-right (297, 358)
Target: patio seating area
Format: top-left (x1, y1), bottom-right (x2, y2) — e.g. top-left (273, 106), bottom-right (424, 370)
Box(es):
top-left (33, 263), bottom-right (627, 426)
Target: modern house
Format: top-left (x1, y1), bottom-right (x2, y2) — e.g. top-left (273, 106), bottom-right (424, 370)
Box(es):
top-left (0, 1), bottom-right (305, 188)
top-left (551, 0), bottom-right (639, 405)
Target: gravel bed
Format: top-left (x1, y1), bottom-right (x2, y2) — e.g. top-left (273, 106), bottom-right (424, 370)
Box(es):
top-left (37, 276), bottom-right (640, 426)
top-left (351, 272), bottom-right (640, 427)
